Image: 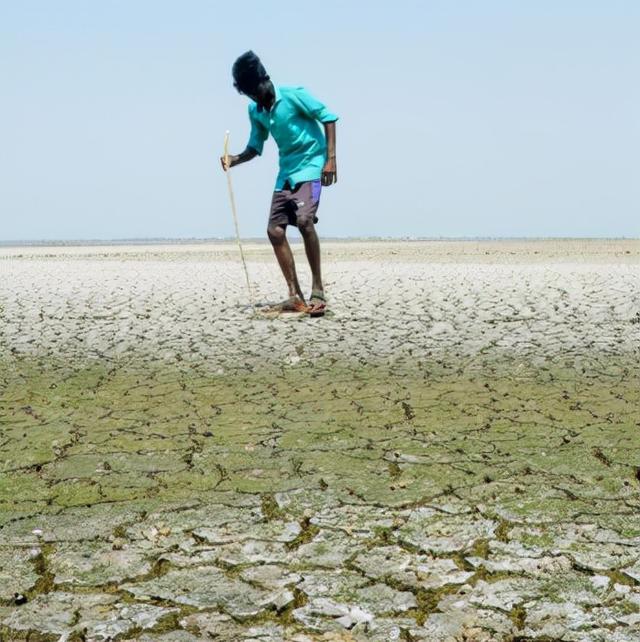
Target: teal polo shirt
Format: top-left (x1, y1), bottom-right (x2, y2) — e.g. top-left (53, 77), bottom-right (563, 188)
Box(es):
top-left (246, 85), bottom-right (338, 191)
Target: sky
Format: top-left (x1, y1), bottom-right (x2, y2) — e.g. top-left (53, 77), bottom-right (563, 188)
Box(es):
top-left (1, 0), bottom-right (639, 241)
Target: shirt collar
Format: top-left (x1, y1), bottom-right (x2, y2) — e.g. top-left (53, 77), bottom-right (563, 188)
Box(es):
top-left (257, 85), bottom-right (281, 113)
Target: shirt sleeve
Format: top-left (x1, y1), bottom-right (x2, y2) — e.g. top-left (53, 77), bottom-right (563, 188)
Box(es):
top-left (247, 105), bottom-right (269, 155)
top-left (290, 87), bottom-right (339, 123)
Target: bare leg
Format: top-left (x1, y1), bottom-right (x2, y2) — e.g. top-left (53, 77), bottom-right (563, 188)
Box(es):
top-left (298, 219), bottom-right (323, 293)
top-left (298, 218), bottom-right (326, 316)
top-left (267, 224), bottom-right (305, 301)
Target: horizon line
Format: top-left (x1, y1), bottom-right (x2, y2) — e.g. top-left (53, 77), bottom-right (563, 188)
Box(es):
top-left (1, 236), bottom-right (638, 248)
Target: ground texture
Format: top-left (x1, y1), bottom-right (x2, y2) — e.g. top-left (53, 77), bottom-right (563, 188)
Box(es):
top-left (0, 239), bottom-right (639, 641)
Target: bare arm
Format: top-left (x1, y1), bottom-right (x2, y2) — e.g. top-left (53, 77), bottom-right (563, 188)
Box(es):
top-left (220, 146), bottom-right (259, 172)
top-left (321, 121), bottom-right (337, 186)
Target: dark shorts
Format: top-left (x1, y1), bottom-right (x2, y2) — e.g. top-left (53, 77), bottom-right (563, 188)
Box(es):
top-left (268, 180), bottom-right (321, 228)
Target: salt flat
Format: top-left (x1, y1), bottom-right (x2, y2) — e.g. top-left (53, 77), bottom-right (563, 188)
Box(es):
top-left (0, 240), bottom-right (639, 641)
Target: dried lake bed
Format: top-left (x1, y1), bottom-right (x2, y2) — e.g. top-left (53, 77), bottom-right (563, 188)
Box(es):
top-left (0, 239), bottom-right (639, 641)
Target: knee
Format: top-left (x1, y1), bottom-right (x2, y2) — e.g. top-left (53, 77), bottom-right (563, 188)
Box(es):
top-left (267, 224), bottom-right (286, 245)
top-left (297, 216), bottom-right (315, 236)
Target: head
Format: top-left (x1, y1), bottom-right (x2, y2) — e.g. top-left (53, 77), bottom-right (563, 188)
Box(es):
top-left (232, 51), bottom-right (273, 107)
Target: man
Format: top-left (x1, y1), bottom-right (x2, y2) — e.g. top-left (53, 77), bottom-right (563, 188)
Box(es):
top-left (221, 51), bottom-right (338, 317)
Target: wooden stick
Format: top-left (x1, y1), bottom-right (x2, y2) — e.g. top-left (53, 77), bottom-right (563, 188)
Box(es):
top-left (223, 131), bottom-right (254, 307)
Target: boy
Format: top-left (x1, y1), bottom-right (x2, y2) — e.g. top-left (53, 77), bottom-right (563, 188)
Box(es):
top-left (221, 51), bottom-right (338, 317)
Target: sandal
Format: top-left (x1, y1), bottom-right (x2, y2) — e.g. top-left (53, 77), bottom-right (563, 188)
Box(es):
top-left (308, 291), bottom-right (327, 317)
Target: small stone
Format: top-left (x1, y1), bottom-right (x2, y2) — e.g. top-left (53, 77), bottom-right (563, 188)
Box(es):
top-left (112, 538), bottom-right (125, 550)
top-left (142, 526), bottom-right (159, 540)
top-left (590, 575), bottom-right (610, 589)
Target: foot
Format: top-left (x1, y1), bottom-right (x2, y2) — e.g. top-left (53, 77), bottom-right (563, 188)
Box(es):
top-left (272, 295), bottom-right (309, 313)
top-left (308, 291), bottom-right (327, 317)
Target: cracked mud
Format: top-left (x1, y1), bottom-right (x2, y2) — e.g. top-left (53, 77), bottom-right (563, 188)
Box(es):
top-left (0, 239), bottom-right (639, 641)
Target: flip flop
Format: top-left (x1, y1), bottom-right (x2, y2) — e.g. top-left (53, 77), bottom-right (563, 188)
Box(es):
top-left (308, 291), bottom-right (327, 317)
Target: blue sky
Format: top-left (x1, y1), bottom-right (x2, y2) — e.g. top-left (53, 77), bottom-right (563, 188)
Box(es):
top-left (1, 0), bottom-right (638, 240)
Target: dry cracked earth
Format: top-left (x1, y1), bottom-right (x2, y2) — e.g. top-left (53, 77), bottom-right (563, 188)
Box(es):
top-left (0, 239), bottom-right (639, 642)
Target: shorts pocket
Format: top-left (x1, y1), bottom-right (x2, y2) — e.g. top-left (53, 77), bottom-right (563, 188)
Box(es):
top-left (311, 180), bottom-right (321, 204)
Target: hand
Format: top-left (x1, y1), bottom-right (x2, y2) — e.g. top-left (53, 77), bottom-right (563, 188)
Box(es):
top-left (321, 157), bottom-right (337, 186)
top-left (220, 155), bottom-right (236, 172)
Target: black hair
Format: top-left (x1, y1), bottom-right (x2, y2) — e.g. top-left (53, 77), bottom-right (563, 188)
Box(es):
top-left (232, 51), bottom-right (270, 95)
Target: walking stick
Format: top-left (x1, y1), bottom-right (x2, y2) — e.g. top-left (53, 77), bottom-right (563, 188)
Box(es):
top-left (223, 131), bottom-right (254, 308)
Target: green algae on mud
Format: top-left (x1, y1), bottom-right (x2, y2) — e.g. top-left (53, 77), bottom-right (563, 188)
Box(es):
top-left (1, 354), bottom-right (638, 534)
